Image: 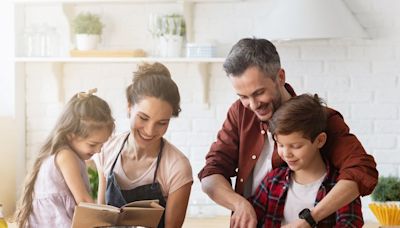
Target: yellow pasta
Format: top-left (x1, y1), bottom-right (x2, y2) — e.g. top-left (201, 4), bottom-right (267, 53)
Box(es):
top-left (369, 202), bottom-right (400, 226)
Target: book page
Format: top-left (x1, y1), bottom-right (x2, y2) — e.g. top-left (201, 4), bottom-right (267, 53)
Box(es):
top-left (72, 200), bottom-right (164, 227)
top-left (78, 202), bottom-right (121, 213)
top-left (123, 199), bottom-right (161, 208)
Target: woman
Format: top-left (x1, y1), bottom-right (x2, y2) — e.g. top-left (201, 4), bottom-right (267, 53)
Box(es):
top-left (94, 62), bottom-right (193, 228)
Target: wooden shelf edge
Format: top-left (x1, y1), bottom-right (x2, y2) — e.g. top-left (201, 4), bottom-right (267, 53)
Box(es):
top-left (14, 57), bottom-right (226, 63)
top-left (12, 0), bottom-right (243, 3)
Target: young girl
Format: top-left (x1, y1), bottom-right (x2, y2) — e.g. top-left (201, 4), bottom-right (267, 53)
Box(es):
top-left (13, 89), bottom-right (115, 228)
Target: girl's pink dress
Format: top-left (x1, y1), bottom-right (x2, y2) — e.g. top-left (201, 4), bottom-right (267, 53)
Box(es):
top-left (28, 153), bottom-right (90, 228)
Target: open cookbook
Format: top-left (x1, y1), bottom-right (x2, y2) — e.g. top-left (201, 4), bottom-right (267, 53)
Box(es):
top-left (71, 200), bottom-right (164, 228)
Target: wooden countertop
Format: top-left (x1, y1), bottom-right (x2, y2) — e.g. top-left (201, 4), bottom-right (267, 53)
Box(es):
top-left (7, 217), bottom-right (382, 227)
top-left (182, 217), bottom-right (381, 228)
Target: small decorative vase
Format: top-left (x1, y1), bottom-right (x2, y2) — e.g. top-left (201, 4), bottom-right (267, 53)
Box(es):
top-left (75, 34), bottom-right (100, 51)
top-left (159, 35), bottom-right (183, 57)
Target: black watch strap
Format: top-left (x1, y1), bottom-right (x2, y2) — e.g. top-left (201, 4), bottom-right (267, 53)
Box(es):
top-left (299, 208), bottom-right (317, 227)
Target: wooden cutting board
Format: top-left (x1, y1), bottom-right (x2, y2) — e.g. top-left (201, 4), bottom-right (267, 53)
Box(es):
top-left (70, 49), bottom-right (146, 57)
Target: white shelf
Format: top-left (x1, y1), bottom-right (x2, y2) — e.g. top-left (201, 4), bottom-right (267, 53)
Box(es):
top-left (13, 0), bottom-right (242, 3)
top-left (15, 56), bottom-right (222, 107)
top-left (13, 0), bottom-right (176, 3)
top-left (13, 0), bottom-right (228, 107)
top-left (14, 57), bottom-right (225, 63)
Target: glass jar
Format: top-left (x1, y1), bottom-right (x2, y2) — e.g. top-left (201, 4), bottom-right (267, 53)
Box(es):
top-left (37, 25), bottom-right (47, 57)
top-left (23, 26), bottom-right (36, 57)
top-left (45, 26), bottom-right (60, 57)
top-left (0, 203), bottom-right (8, 228)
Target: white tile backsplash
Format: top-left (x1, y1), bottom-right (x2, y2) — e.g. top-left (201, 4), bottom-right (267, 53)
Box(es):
top-left (20, 0), bottom-right (400, 221)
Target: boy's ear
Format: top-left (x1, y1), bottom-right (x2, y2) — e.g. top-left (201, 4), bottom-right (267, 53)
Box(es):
top-left (315, 132), bottom-right (327, 149)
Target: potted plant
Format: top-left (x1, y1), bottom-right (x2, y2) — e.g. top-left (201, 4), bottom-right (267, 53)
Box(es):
top-left (372, 176), bottom-right (400, 202)
top-left (369, 176), bottom-right (400, 226)
top-left (72, 12), bottom-right (104, 51)
top-left (158, 14), bottom-right (186, 57)
top-left (87, 166), bottom-right (99, 199)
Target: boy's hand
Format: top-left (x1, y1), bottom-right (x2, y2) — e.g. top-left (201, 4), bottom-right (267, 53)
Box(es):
top-left (281, 219), bottom-right (311, 228)
top-left (230, 198), bottom-right (257, 228)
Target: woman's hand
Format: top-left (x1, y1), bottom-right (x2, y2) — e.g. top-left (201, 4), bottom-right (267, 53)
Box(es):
top-left (96, 167), bottom-right (106, 204)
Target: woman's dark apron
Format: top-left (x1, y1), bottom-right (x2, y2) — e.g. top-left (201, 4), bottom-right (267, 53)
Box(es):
top-left (105, 134), bottom-right (166, 228)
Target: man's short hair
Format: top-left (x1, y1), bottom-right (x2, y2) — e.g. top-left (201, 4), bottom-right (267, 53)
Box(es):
top-left (223, 37), bottom-right (281, 80)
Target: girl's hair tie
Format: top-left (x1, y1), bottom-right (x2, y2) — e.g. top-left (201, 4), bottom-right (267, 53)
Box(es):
top-left (77, 88), bottom-right (98, 99)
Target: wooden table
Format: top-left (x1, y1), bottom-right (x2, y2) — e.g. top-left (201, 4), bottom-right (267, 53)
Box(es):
top-left (7, 218), bottom-right (383, 227)
top-left (183, 217), bottom-right (381, 228)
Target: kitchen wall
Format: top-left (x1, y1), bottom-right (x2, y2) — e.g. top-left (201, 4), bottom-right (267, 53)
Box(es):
top-left (0, 118), bottom-right (17, 217)
top-left (8, 0), bottom-right (400, 221)
top-left (0, 1), bottom-right (19, 217)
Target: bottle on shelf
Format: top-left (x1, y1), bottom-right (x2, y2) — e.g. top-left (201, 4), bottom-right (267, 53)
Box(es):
top-left (0, 203), bottom-right (8, 228)
top-left (23, 24), bottom-right (60, 57)
top-left (23, 26), bottom-right (37, 57)
top-left (45, 26), bottom-right (60, 57)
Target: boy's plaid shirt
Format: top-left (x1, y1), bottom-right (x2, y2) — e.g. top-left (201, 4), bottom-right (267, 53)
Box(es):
top-left (249, 160), bottom-right (364, 228)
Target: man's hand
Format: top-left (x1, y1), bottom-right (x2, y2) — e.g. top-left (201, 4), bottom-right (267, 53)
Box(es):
top-left (201, 175), bottom-right (257, 228)
top-left (281, 219), bottom-right (310, 228)
top-left (230, 198), bottom-right (257, 228)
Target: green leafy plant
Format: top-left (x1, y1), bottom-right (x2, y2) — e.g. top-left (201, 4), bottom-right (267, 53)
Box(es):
top-left (160, 14), bottom-right (185, 36)
top-left (87, 166), bottom-right (99, 199)
top-left (72, 12), bottom-right (104, 35)
top-left (371, 176), bottom-right (400, 202)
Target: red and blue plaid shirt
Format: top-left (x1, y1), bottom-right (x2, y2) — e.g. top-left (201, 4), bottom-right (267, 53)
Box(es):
top-left (249, 159), bottom-right (363, 228)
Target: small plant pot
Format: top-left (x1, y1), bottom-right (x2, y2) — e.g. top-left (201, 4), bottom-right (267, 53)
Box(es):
top-left (76, 34), bottom-right (100, 51)
top-left (159, 35), bottom-right (183, 57)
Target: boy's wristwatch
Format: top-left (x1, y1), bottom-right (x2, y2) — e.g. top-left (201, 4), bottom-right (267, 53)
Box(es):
top-left (299, 208), bottom-right (317, 227)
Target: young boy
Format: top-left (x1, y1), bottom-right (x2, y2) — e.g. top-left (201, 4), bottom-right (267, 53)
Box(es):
top-left (250, 94), bottom-right (364, 227)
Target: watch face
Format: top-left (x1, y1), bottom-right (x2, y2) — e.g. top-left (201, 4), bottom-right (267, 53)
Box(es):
top-left (298, 208), bottom-right (316, 227)
top-left (299, 208), bottom-right (310, 218)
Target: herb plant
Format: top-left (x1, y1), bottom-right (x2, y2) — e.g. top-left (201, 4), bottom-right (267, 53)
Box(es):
top-left (72, 12), bottom-right (104, 35)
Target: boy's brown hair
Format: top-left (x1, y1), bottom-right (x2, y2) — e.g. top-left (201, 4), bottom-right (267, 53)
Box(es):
top-left (268, 93), bottom-right (327, 142)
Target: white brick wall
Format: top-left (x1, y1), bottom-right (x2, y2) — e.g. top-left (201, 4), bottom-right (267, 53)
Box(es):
top-left (23, 0), bottom-right (400, 221)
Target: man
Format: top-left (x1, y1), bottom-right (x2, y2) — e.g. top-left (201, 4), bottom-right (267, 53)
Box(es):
top-left (198, 38), bottom-right (377, 228)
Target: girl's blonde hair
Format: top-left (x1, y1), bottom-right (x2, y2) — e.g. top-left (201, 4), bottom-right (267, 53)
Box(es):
top-left (12, 90), bottom-right (114, 228)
